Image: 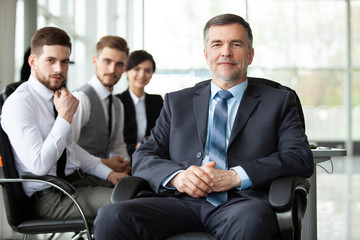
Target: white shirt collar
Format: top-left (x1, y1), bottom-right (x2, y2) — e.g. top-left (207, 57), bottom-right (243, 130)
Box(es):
top-left (28, 75), bottom-right (55, 102)
top-left (89, 75), bottom-right (111, 100)
top-left (129, 89), bottom-right (145, 104)
top-left (210, 79), bottom-right (248, 102)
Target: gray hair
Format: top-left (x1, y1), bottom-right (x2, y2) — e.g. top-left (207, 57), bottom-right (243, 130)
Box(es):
top-left (203, 14), bottom-right (253, 50)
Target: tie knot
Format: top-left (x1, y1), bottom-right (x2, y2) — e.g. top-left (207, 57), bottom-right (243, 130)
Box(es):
top-left (218, 90), bottom-right (233, 100)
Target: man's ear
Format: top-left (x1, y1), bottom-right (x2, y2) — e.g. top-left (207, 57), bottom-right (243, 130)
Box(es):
top-left (28, 55), bottom-right (37, 71)
top-left (92, 56), bottom-right (97, 67)
top-left (204, 49), bottom-right (208, 65)
top-left (248, 48), bottom-right (255, 65)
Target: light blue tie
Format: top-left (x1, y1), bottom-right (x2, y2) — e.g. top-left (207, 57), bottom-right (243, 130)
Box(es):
top-left (206, 90), bottom-right (233, 206)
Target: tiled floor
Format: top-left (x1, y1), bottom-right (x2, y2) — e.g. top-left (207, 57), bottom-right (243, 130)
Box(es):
top-left (2, 156), bottom-right (359, 240)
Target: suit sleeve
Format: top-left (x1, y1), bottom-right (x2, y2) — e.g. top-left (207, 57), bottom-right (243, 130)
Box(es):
top-left (132, 93), bottom-right (186, 192)
top-left (239, 91), bottom-right (313, 189)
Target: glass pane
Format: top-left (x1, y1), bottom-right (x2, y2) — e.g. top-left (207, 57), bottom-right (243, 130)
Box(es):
top-left (353, 70), bottom-right (360, 140)
top-left (144, 0), bottom-right (247, 70)
top-left (248, 0), bottom-right (347, 69)
top-left (352, 1), bottom-right (360, 68)
top-left (143, 0), bottom-right (248, 94)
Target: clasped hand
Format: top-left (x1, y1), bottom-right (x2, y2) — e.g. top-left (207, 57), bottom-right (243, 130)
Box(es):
top-left (102, 156), bottom-right (131, 173)
top-left (169, 161), bottom-right (241, 198)
top-left (103, 156), bottom-right (131, 185)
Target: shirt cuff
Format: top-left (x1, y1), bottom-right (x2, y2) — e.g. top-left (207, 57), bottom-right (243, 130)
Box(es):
top-left (52, 117), bottom-right (72, 146)
top-left (231, 166), bottom-right (253, 190)
top-left (93, 158), bottom-right (113, 180)
top-left (161, 170), bottom-right (183, 189)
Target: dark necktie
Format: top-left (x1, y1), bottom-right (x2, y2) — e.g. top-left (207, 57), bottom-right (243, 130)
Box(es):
top-left (206, 90), bottom-right (233, 206)
top-left (53, 104), bottom-right (67, 179)
top-left (108, 95), bottom-right (113, 137)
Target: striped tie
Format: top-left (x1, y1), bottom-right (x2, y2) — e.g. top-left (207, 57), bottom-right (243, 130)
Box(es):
top-left (206, 90), bottom-right (233, 206)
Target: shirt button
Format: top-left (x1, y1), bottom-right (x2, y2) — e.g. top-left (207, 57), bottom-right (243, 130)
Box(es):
top-left (196, 152), bottom-right (202, 159)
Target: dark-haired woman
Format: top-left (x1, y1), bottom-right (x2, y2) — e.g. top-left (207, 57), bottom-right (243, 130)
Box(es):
top-left (117, 50), bottom-right (163, 157)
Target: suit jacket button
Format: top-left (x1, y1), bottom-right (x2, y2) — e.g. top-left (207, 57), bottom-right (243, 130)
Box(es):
top-left (196, 152), bottom-right (202, 159)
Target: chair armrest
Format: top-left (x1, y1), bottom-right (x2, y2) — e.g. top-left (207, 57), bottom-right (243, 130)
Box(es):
top-left (19, 172), bottom-right (75, 194)
top-left (17, 172), bottom-right (91, 239)
top-left (111, 176), bottom-right (153, 203)
top-left (269, 176), bottom-right (310, 240)
top-left (269, 176), bottom-right (309, 211)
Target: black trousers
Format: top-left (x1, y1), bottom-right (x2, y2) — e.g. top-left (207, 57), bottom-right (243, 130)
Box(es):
top-left (93, 191), bottom-right (278, 240)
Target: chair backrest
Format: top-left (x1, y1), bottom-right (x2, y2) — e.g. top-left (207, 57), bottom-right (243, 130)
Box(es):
top-left (248, 77), bottom-right (306, 131)
top-left (0, 124), bottom-right (36, 229)
top-left (0, 81), bottom-right (25, 113)
top-left (0, 80), bottom-right (35, 229)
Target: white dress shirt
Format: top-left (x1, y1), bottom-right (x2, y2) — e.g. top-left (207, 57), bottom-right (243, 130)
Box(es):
top-left (72, 75), bottom-right (130, 160)
top-left (129, 90), bottom-right (147, 142)
top-left (1, 75), bottom-right (112, 197)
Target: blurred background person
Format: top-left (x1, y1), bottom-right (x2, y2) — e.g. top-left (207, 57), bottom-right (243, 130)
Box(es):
top-left (20, 48), bottom-right (31, 81)
top-left (117, 50), bottom-right (163, 157)
top-left (72, 36), bottom-right (131, 173)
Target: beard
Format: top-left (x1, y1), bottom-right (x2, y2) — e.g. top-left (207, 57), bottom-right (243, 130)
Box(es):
top-left (213, 69), bottom-right (247, 83)
top-left (212, 65), bottom-right (248, 84)
top-left (211, 57), bottom-right (249, 84)
top-left (36, 70), bottom-right (66, 91)
top-left (96, 71), bottom-right (120, 89)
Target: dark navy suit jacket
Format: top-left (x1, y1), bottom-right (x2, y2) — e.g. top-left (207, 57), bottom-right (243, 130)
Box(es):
top-left (132, 78), bottom-right (313, 196)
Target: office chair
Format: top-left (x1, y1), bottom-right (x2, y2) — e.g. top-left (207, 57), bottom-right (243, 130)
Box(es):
top-left (110, 78), bottom-right (311, 240)
top-left (0, 124), bottom-right (93, 240)
top-left (249, 77), bottom-right (306, 131)
top-left (0, 82), bottom-right (93, 240)
top-left (0, 81), bottom-right (25, 112)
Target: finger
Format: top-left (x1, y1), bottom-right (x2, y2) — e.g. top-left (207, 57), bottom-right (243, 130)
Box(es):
top-left (179, 168), bottom-right (212, 196)
top-left (72, 98), bottom-right (79, 108)
top-left (181, 185), bottom-right (206, 198)
top-left (122, 164), bottom-right (131, 171)
top-left (54, 90), bottom-right (59, 100)
top-left (112, 179), bottom-right (119, 185)
top-left (175, 176), bottom-right (207, 198)
top-left (59, 87), bottom-right (68, 95)
top-left (204, 161), bottom-right (216, 168)
top-left (114, 156), bottom-right (125, 162)
top-left (188, 174), bottom-right (212, 195)
top-left (190, 166), bottom-right (214, 189)
top-left (117, 162), bottom-right (128, 169)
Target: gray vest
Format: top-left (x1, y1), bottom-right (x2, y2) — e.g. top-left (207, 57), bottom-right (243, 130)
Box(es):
top-left (76, 84), bottom-right (121, 158)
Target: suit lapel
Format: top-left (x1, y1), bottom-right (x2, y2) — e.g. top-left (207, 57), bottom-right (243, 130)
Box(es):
top-left (125, 90), bottom-right (136, 121)
top-left (193, 84), bottom-right (210, 148)
top-left (144, 93), bottom-right (152, 131)
top-left (229, 84), bottom-right (260, 145)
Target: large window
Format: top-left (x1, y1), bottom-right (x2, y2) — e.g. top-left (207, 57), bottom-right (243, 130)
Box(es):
top-left (15, 1), bottom-right (359, 141)
top-left (11, 0), bottom-right (360, 239)
top-left (143, 0), bottom-right (360, 142)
